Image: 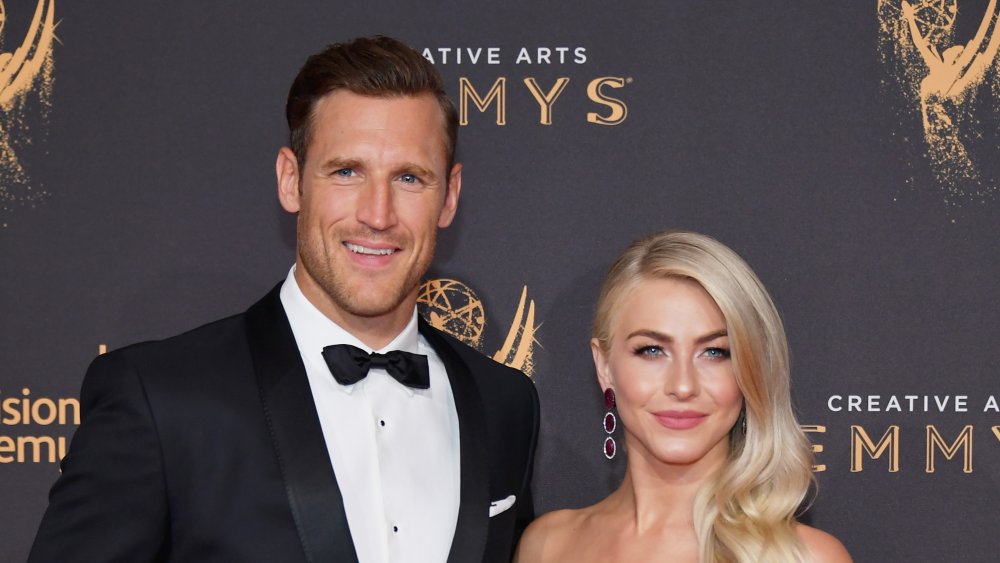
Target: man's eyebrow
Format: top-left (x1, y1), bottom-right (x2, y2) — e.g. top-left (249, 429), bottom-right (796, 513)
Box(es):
top-left (314, 159), bottom-right (439, 182)
top-left (318, 157), bottom-right (362, 173)
top-left (396, 162), bottom-right (438, 181)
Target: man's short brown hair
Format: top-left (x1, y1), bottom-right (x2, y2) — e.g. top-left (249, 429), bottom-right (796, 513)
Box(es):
top-left (285, 36), bottom-right (458, 171)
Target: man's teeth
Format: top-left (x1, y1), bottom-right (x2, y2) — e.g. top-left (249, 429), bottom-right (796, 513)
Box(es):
top-left (345, 242), bottom-right (395, 256)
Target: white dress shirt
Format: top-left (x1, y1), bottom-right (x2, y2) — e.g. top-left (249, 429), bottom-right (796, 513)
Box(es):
top-left (280, 267), bottom-right (461, 563)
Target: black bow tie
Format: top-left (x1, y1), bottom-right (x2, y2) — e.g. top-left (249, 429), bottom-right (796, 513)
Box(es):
top-left (321, 344), bottom-right (430, 390)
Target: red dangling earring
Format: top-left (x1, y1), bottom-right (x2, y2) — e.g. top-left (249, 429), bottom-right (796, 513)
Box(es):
top-left (603, 388), bottom-right (617, 459)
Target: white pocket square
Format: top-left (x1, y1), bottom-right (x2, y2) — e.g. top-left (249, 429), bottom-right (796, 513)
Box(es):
top-left (489, 495), bottom-right (516, 517)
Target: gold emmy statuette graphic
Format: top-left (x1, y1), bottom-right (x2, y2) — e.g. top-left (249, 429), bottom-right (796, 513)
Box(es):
top-left (417, 279), bottom-right (539, 377)
top-left (0, 0), bottom-right (56, 220)
top-left (879, 0), bottom-right (1000, 199)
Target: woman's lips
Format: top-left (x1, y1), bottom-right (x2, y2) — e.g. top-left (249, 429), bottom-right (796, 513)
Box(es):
top-left (653, 410), bottom-right (708, 430)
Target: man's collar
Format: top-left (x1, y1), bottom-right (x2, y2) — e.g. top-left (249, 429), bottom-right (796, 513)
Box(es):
top-left (280, 265), bottom-right (421, 395)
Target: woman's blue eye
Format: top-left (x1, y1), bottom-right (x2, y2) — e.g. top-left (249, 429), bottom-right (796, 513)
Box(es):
top-left (634, 345), bottom-right (663, 357)
top-left (704, 347), bottom-right (731, 359)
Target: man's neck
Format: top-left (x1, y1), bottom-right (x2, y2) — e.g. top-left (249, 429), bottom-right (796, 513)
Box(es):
top-left (294, 268), bottom-right (417, 350)
top-left (322, 308), bottom-right (415, 351)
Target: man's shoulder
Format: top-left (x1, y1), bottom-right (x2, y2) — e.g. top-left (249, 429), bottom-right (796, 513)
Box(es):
top-left (106, 285), bottom-right (283, 364)
top-left (426, 324), bottom-right (530, 381)
top-left (425, 324), bottom-right (538, 420)
top-left (108, 310), bottom-right (250, 364)
top-left (78, 306), bottom-right (268, 413)
top-left (89, 285), bottom-right (286, 388)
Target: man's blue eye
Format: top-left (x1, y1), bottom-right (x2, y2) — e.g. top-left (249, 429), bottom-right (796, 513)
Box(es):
top-left (400, 174), bottom-right (418, 183)
top-left (334, 168), bottom-right (354, 177)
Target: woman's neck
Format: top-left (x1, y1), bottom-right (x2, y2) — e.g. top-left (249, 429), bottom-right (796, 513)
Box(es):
top-left (612, 443), bottom-right (727, 533)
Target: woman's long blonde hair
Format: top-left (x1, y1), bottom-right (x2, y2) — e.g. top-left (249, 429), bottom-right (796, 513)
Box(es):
top-left (592, 231), bottom-right (814, 562)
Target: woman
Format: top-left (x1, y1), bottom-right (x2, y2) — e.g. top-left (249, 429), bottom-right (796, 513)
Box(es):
top-left (516, 231), bottom-right (850, 562)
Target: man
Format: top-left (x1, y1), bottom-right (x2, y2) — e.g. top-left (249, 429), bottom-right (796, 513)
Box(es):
top-left (29, 36), bottom-right (539, 563)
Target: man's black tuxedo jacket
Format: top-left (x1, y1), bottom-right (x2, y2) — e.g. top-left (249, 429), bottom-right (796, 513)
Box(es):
top-left (28, 285), bottom-right (540, 562)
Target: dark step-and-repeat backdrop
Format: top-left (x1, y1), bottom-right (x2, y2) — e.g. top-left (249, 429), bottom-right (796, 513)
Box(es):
top-left (2, 1), bottom-right (999, 560)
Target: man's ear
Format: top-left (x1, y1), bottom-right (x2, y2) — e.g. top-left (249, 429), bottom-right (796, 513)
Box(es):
top-left (437, 163), bottom-right (462, 228)
top-left (591, 338), bottom-right (613, 391)
top-left (276, 147), bottom-right (301, 213)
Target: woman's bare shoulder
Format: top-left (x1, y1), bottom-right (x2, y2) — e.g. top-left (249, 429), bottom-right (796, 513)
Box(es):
top-left (514, 508), bottom-right (591, 563)
top-left (796, 523), bottom-right (852, 563)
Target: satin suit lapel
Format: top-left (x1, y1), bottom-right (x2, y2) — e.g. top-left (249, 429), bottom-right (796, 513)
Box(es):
top-left (243, 288), bottom-right (490, 562)
top-left (419, 319), bottom-right (491, 563)
top-left (245, 286), bottom-right (359, 563)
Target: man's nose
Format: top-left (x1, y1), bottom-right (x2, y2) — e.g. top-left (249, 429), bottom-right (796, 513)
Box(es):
top-left (355, 178), bottom-right (398, 231)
